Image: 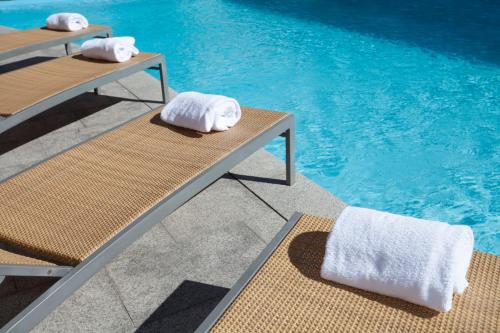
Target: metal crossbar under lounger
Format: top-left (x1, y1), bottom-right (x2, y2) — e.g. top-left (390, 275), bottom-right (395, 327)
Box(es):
top-left (0, 25), bottom-right (112, 61)
top-left (197, 213), bottom-right (500, 333)
top-left (0, 106), bottom-right (295, 332)
top-left (0, 53), bottom-right (168, 134)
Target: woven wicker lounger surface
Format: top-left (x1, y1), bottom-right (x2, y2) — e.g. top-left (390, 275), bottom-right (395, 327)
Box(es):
top-left (202, 214), bottom-right (499, 333)
top-left (0, 52), bottom-right (159, 117)
top-left (0, 107), bottom-right (288, 266)
top-left (0, 25), bottom-right (110, 60)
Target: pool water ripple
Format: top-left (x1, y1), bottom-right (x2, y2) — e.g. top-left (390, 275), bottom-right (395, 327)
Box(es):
top-left (1, 0), bottom-right (498, 254)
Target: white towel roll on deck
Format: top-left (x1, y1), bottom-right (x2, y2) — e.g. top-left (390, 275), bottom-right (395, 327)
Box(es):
top-left (320, 206), bottom-right (474, 312)
top-left (160, 92), bottom-right (241, 132)
top-left (81, 37), bottom-right (139, 63)
top-left (46, 13), bottom-right (89, 32)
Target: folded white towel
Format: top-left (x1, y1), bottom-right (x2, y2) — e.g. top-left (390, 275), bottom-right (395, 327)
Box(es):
top-left (320, 206), bottom-right (474, 312)
top-left (160, 92), bottom-right (241, 132)
top-left (46, 13), bottom-right (89, 32)
top-left (81, 37), bottom-right (139, 63)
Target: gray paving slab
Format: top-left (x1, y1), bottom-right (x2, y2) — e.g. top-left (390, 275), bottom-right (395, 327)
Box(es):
top-left (162, 177), bottom-right (281, 289)
top-left (107, 176), bottom-right (281, 327)
top-left (77, 83), bottom-right (153, 135)
top-left (231, 149), bottom-right (347, 220)
top-left (32, 271), bottom-right (135, 333)
top-left (0, 26), bottom-right (347, 332)
top-left (183, 222), bottom-right (267, 288)
top-left (163, 177), bottom-right (285, 244)
top-left (117, 71), bottom-right (168, 109)
top-left (105, 223), bottom-right (198, 326)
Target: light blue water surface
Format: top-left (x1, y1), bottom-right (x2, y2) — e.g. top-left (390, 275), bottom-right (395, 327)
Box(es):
top-left (1, 0), bottom-right (499, 254)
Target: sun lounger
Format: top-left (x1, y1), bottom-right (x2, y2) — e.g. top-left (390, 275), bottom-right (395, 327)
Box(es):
top-left (0, 25), bottom-right (111, 61)
top-left (0, 106), bottom-right (295, 332)
top-left (197, 213), bottom-right (499, 333)
top-left (0, 53), bottom-right (168, 134)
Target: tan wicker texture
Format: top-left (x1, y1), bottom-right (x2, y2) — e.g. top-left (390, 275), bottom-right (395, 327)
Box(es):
top-left (0, 52), bottom-right (159, 116)
top-left (0, 107), bottom-right (287, 265)
top-left (0, 25), bottom-right (108, 55)
top-left (211, 215), bottom-right (500, 333)
top-left (0, 248), bottom-right (54, 266)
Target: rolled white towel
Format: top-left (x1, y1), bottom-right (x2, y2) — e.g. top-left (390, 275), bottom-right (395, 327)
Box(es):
top-left (160, 92), bottom-right (241, 132)
top-left (46, 13), bottom-right (89, 32)
top-left (81, 37), bottom-right (139, 63)
top-left (320, 206), bottom-right (474, 312)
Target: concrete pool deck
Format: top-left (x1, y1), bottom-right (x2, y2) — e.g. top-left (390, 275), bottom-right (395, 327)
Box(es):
top-left (0, 26), bottom-right (346, 332)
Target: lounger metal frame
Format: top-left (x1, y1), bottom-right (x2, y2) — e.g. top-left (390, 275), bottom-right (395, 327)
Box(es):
top-left (0, 54), bottom-right (169, 134)
top-left (194, 212), bottom-right (303, 333)
top-left (0, 112), bottom-right (295, 333)
top-left (0, 26), bottom-right (112, 61)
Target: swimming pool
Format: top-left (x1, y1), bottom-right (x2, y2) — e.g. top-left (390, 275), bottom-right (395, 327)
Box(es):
top-left (1, 0), bottom-right (499, 254)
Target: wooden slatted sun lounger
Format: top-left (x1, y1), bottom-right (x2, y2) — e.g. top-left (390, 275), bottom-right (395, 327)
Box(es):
top-left (0, 53), bottom-right (168, 134)
top-left (0, 25), bottom-right (111, 61)
top-left (0, 106), bottom-right (295, 332)
top-left (197, 213), bottom-right (499, 333)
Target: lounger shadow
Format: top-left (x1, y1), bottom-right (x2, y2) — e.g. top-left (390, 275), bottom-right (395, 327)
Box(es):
top-left (0, 56), bottom-right (56, 75)
top-left (0, 92), bottom-right (135, 155)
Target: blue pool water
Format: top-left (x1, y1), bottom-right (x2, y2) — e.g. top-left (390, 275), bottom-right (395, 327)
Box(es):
top-left (1, 0), bottom-right (499, 254)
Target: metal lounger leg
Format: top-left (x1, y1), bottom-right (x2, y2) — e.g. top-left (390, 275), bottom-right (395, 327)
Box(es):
top-left (159, 59), bottom-right (169, 103)
top-left (285, 122), bottom-right (296, 186)
top-left (64, 43), bottom-right (72, 55)
top-left (90, 31), bottom-right (111, 97)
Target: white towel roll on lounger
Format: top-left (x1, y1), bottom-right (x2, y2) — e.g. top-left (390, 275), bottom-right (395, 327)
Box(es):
top-left (46, 13), bottom-right (89, 32)
top-left (320, 206), bottom-right (474, 312)
top-left (160, 92), bottom-right (242, 132)
top-left (81, 37), bottom-right (139, 63)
